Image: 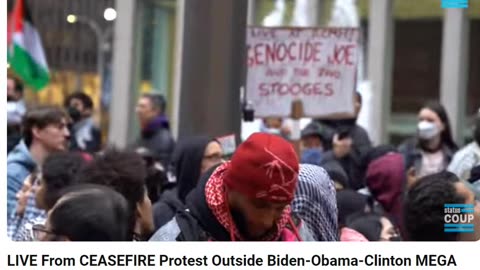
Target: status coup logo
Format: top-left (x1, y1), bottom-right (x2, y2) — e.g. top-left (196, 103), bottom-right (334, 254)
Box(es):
top-left (444, 204), bottom-right (475, 233)
top-left (441, 0), bottom-right (469, 8)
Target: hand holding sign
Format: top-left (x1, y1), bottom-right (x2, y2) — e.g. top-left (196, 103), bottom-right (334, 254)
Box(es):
top-left (333, 133), bottom-right (353, 159)
top-left (246, 27), bottom-right (359, 118)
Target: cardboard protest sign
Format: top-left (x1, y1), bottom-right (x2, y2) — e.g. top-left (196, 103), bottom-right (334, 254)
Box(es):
top-left (246, 27), bottom-right (359, 118)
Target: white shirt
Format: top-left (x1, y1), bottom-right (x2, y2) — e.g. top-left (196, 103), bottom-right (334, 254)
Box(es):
top-left (419, 150), bottom-right (445, 178)
top-left (448, 142), bottom-right (480, 181)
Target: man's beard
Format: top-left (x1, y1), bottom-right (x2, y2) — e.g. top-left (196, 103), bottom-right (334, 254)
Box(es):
top-left (229, 207), bottom-right (276, 241)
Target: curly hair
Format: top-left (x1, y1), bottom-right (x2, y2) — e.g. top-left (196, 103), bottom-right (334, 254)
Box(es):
top-left (41, 152), bottom-right (88, 209)
top-left (77, 148), bottom-right (147, 207)
top-left (404, 171), bottom-right (464, 241)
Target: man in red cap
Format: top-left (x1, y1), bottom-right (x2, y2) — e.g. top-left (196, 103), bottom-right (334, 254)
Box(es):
top-left (150, 133), bottom-right (313, 241)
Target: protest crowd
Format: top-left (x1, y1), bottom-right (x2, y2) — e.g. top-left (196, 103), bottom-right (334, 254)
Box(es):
top-left (6, 75), bottom-right (480, 242)
top-left (6, 0), bottom-right (480, 246)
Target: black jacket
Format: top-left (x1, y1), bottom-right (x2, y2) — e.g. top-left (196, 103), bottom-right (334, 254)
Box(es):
top-left (152, 188), bottom-right (185, 230)
top-left (171, 136), bottom-right (211, 202)
top-left (136, 126), bottom-right (175, 168)
top-left (316, 120), bottom-right (372, 190)
top-left (180, 164), bottom-right (230, 241)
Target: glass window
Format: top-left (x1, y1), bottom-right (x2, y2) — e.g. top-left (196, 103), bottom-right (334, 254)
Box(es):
top-left (128, 0), bottom-right (177, 134)
top-left (134, 0), bottom-right (177, 114)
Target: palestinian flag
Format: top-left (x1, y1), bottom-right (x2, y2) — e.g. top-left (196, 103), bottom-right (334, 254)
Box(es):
top-left (8, 0), bottom-right (49, 91)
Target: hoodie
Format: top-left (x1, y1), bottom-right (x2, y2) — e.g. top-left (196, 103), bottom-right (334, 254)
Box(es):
top-left (151, 136), bottom-right (214, 230)
top-left (173, 136), bottom-right (212, 202)
top-left (149, 165), bottom-right (315, 241)
top-left (7, 141), bottom-right (36, 217)
top-left (365, 153), bottom-right (406, 236)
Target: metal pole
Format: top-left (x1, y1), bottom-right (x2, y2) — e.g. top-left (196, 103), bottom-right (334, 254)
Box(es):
top-left (78, 16), bottom-right (104, 89)
top-left (177, 0), bottom-right (246, 139)
top-left (440, 9), bottom-right (469, 145)
top-left (247, 0), bottom-right (256, 25)
top-left (108, 0), bottom-right (137, 147)
top-left (366, 0), bottom-right (394, 145)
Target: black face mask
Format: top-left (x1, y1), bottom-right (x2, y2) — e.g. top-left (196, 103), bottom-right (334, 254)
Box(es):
top-left (230, 207), bottom-right (250, 239)
top-left (67, 106), bottom-right (82, 123)
top-left (7, 95), bottom-right (15, 102)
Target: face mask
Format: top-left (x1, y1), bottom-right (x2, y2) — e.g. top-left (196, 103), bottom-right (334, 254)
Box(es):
top-left (417, 120), bottom-right (440, 140)
top-left (67, 106), bottom-right (82, 123)
top-left (265, 128), bottom-right (281, 135)
top-left (301, 148), bottom-right (323, 165)
top-left (7, 96), bottom-right (15, 102)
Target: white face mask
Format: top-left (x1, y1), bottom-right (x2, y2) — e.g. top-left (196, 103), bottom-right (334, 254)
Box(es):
top-left (265, 128), bottom-right (281, 135)
top-left (417, 120), bottom-right (440, 140)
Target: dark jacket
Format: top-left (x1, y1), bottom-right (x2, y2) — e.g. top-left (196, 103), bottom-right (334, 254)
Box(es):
top-left (172, 136), bottom-right (211, 202)
top-left (317, 119), bottom-right (372, 190)
top-left (336, 189), bottom-right (370, 228)
top-left (321, 159), bottom-right (349, 189)
top-left (398, 137), bottom-right (457, 175)
top-left (152, 188), bottom-right (185, 230)
top-left (136, 116), bottom-right (175, 168)
top-left (149, 166), bottom-right (314, 241)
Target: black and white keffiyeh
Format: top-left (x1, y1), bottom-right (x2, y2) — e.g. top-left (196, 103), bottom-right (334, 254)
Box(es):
top-left (292, 164), bottom-right (338, 241)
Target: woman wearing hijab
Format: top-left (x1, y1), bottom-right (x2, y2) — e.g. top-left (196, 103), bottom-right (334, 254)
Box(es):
top-left (364, 145), bottom-right (407, 236)
top-left (152, 136), bottom-right (224, 229)
top-left (292, 164), bottom-right (338, 241)
top-left (398, 101), bottom-right (458, 179)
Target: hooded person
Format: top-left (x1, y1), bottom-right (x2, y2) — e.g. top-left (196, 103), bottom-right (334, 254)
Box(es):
top-left (321, 159), bottom-right (349, 191)
top-left (150, 133), bottom-right (313, 241)
top-left (336, 189), bottom-right (371, 241)
top-left (152, 136), bottom-right (224, 229)
top-left (364, 146), bottom-right (407, 237)
top-left (292, 164), bottom-right (338, 241)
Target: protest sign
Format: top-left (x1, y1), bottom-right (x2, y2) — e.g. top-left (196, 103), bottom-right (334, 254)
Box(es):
top-left (246, 27), bottom-right (359, 118)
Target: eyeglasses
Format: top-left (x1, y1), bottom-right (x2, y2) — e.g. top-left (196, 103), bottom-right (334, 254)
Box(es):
top-left (203, 153), bottom-right (224, 162)
top-left (31, 224), bottom-right (59, 241)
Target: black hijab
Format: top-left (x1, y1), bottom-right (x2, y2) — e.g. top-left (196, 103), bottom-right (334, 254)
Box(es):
top-left (173, 136), bottom-right (212, 202)
top-left (336, 189), bottom-right (370, 228)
